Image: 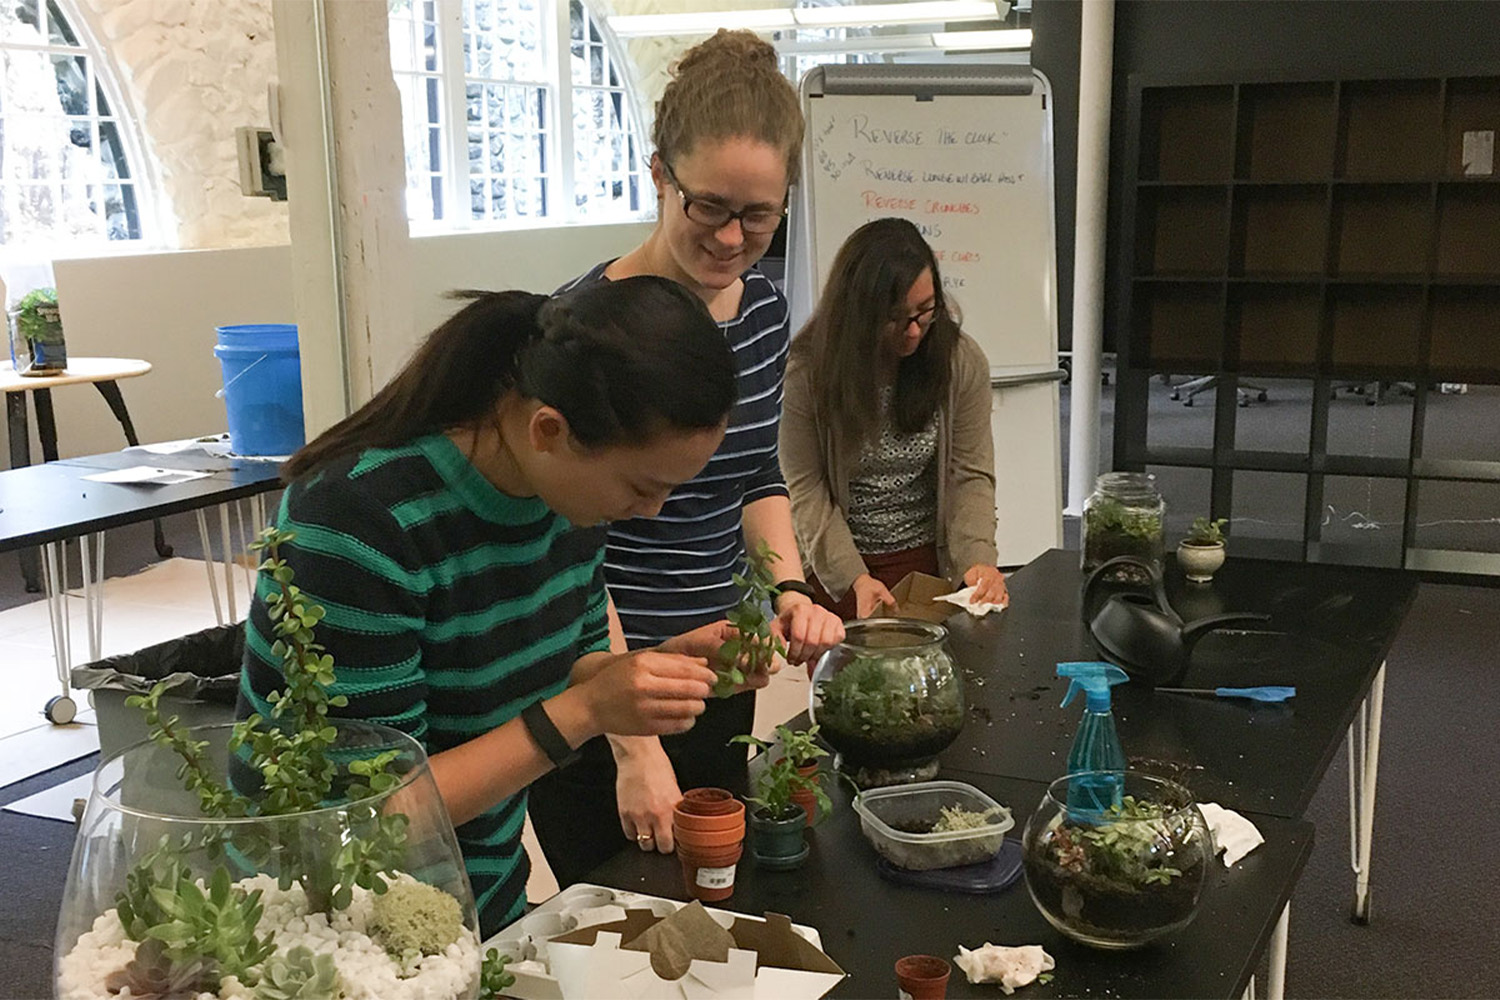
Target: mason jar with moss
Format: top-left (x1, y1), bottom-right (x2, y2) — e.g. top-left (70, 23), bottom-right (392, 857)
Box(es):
top-left (1081, 472), bottom-right (1165, 577)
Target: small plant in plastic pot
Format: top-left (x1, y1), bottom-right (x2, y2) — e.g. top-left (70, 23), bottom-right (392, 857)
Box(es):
top-left (1021, 771), bottom-right (1211, 950)
top-left (54, 528), bottom-right (482, 999)
top-left (732, 728), bottom-right (832, 870)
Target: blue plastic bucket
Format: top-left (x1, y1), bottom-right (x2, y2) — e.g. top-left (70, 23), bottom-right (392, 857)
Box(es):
top-left (213, 324), bottom-right (305, 457)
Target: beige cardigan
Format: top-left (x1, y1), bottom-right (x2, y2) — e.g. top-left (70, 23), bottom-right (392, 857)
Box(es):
top-left (780, 332), bottom-right (998, 599)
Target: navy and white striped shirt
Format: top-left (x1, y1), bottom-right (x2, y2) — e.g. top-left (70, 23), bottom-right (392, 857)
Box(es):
top-left (560, 263), bottom-right (791, 646)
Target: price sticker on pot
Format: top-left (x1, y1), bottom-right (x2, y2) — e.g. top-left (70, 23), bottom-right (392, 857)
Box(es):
top-left (695, 866), bottom-right (736, 890)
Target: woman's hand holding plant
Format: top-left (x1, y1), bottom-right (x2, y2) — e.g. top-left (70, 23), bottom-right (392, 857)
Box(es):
top-left (581, 650), bottom-right (715, 737)
top-left (773, 591), bottom-right (846, 664)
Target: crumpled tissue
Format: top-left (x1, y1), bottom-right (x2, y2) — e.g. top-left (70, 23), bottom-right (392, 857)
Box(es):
top-left (935, 585), bottom-right (1007, 617)
top-left (954, 943), bottom-right (1054, 994)
top-left (1200, 801), bottom-right (1265, 866)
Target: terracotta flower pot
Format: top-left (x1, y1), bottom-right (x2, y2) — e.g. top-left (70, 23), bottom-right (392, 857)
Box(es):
top-left (789, 761), bottom-right (821, 827)
top-left (895, 954), bottom-right (952, 999)
top-left (674, 789), bottom-right (745, 902)
top-left (677, 841), bottom-right (743, 902)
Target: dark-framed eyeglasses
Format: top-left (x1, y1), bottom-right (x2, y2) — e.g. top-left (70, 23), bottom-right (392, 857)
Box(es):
top-left (894, 304), bottom-right (939, 331)
top-left (661, 159), bottom-right (787, 235)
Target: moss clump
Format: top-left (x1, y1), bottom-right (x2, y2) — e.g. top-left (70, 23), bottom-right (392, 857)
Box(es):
top-left (370, 880), bottom-right (464, 957)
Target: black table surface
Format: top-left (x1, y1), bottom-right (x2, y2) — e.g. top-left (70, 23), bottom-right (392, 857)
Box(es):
top-left (587, 769), bottom-right (1314, 999)
top-left (936, 548), bottom-right (1417, 818)
top-left (0, 457), bottom-right (281, 552)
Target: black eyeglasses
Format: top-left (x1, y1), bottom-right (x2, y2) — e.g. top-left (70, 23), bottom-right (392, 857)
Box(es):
top-left (662, 160), bottom-right (787, 235)
top-left (894, 304), bottom-right (939, 331)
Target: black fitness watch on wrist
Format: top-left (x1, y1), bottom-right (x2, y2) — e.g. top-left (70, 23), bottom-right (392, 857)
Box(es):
top-left (520, 701), bottom-right (580, 769)
top-left (774, 579), bottom-right (816, 605)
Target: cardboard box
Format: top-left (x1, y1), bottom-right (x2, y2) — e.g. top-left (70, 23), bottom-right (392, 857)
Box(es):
top-left (545, 904), bottom-right (845, 1000)
top-left (878, 571), bottom-right (959, 624)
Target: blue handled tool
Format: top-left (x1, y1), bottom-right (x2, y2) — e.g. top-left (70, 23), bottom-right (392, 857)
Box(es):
top-left (1156, 685), bottom-right (1296, 703)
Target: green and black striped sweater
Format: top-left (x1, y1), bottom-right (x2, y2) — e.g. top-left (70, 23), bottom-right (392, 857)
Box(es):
top-left (238, 434), bottom-right (609, 936)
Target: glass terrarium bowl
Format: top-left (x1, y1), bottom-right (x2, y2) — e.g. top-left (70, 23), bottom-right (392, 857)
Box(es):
top-left (809, 618), bottom-right (965, 788)
top-left (56, 721), bottom-right (481, 1000)
top-left (1021, 770), bottom-right (1212, 950)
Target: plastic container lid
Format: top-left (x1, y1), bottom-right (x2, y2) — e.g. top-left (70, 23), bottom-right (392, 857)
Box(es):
top-left (852, 780), bottom-right (1015, 871)
top-left (876, 839), bottom-right (1024, 894)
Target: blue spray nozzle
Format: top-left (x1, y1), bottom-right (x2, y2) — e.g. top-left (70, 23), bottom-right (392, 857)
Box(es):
top-left (1058, 661), bottom-right (1130, 712)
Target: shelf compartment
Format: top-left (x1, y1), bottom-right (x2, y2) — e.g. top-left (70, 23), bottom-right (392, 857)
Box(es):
top-left (1326, 388), bottom-right (1414, 460)
top-left (1444, 76), bottom-right (1500, 179)
top-left (1136, 186), bottom-right (1229, 276)
top-left (1311, 475), bottom-right (1406, 568)
top-left (1332, 185), bottom-right (1433, 276)
top-left (1414, 479), bottom-right (1500, 556)
top-left (1236, 82), bottom-right (1337, 181)
top-left (1139, 85), bottom-right (1235, 182)
top-left (1232, 378), bottom-right (1313, 454)
top-left (1231, 285), bottom-right (1320, 369)
top-left (1428, 286), bottom-right (1500, 375)
top-left (1133, 284), bottom-right (1224, 367)
top-left (1233, 185), bottom-right (1328, 276)
top-left (1231, 470), bottom-right (1307, 557)
top-left (1144, 464), bottom-right (1213, 543)
top-left (1338, 78), bottom-right (1443, 180)
top-left (1436, 186), bottom-right (1500, 275)
top-left (1330, 285), bottom-right (1422, 369)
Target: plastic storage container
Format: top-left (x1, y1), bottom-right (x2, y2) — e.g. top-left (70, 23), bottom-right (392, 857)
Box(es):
top-left (852, 780), bottom-right (1014, 871)
top-left (213, 323), bottom-right (304, 456)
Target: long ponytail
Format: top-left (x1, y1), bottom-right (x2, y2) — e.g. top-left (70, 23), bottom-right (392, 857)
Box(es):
top-left (283, 276), bottom-right (735, 481)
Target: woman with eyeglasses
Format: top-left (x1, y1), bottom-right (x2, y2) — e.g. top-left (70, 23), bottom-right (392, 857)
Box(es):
top-left (781, 217), bottom-right (1009, 621)
top-left (529, 29), bottom-right (844, 887)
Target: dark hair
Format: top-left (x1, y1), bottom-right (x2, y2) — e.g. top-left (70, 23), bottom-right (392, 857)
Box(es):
top-left (283, 276), bottom-right (736, 480)
top-left (793, 217), bottom-right (959, 448)
top-left (653, 29), bottom-right (805, 185)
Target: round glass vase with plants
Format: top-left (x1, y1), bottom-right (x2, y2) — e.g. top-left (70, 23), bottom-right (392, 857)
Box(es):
top-left (1021, 771), bottom-right (1211, 950)
top-left (809, 619), bottom-right (965, 789)
top-left (1177, 517), bottom-right (1227, 583)
top-left (55, 528), bottom-right (493, 1000)
top-left (731, 728), bottom-right (833, 871)
top-left (1081, 472), bottom-right (1166, 581)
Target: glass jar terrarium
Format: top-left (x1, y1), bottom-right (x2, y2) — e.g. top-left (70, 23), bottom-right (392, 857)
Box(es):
top-left (809, 618), bottom-right (965, 788)
top-left (1081, 472), bottom-right (1166, 579)
top-left (56, 722), bottom-right (481, 1000)
top-left (1021, 771), bottom-right (1211, 950)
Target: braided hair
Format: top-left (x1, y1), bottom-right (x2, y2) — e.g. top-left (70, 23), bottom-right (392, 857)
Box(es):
top-left (282, 276), bottom-right (737, 480)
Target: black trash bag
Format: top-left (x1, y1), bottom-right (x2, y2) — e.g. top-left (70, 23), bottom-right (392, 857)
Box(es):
top-left (71, 624), bottom-right (244, 704)
top-left (72, 624), bottom-right (245, 759)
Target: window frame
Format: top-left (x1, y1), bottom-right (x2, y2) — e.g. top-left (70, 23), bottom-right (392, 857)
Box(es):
top-left (0, 0), bottom-right (160, 255)
top-left (393, 0), bottom-right (653, 234)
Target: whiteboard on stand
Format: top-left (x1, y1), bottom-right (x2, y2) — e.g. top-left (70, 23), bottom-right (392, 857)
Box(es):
top-left (786, 64), bottom-right (1064, 566)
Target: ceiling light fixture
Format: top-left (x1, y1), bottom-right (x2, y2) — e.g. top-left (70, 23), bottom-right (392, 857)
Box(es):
top-left (609, 1), bottom-right (1007, 39)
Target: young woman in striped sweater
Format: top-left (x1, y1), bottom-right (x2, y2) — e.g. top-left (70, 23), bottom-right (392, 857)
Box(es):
top-left (531, 29), bottom-right (845, 887)
top-left (238, 277), bottom-right (739, 937)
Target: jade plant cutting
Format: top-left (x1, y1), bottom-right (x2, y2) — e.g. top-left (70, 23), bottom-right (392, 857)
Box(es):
top-left (713, 540), bottom-right (788, 697)
top-left (55, 526), bottom-right (482, 1000)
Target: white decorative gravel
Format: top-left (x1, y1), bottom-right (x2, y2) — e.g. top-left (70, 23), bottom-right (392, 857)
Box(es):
top-left (57, 873), bottom-right (480, 1000)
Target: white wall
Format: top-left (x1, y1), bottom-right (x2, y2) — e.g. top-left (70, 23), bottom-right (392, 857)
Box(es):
top-left (26, 221), bottom-right (652, 463)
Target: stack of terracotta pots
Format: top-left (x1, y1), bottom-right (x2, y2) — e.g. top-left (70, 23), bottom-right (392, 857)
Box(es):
top-left (672, 787), bottom-right (745, 902)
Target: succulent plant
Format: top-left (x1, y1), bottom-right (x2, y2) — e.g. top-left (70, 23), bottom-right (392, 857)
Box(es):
top-left (253, 946), bottom-right (341, 1000)
top-left (370, 879), bottom-right (465, 957)
top-left (716, 541), bottom-right (788, 697)
top-left (104, 938), bottom-right (218, 1000)
top-left (140, 865), bottom-right (276, 980)
top-left (478, 948), bottom-right (515, 1000)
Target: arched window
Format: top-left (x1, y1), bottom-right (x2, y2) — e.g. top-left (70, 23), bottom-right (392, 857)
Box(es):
top-left (0, 0), bottom-right (146, 247)
top-left (389, 0), bottom-right (650, 229)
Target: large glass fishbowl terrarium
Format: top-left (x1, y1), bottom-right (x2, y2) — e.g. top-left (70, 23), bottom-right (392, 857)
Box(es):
top-left (809, 618), bottom-right (965, 788)
top-left (55, 721), bottom-right (482, 1000)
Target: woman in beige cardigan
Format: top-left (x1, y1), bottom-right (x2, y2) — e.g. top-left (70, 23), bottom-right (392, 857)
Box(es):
top-left (781, 217), bottom-right (1007, 620)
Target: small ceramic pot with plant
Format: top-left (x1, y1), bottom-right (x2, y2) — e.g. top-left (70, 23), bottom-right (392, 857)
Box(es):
top-left (1177, 516), bottom-right (1227, 583)
top-left (731, 730), bottom-right (832, 871)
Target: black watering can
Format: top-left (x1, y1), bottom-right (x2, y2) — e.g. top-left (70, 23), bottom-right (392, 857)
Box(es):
top-left (1082, 556), bottom-right (1270, 686)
